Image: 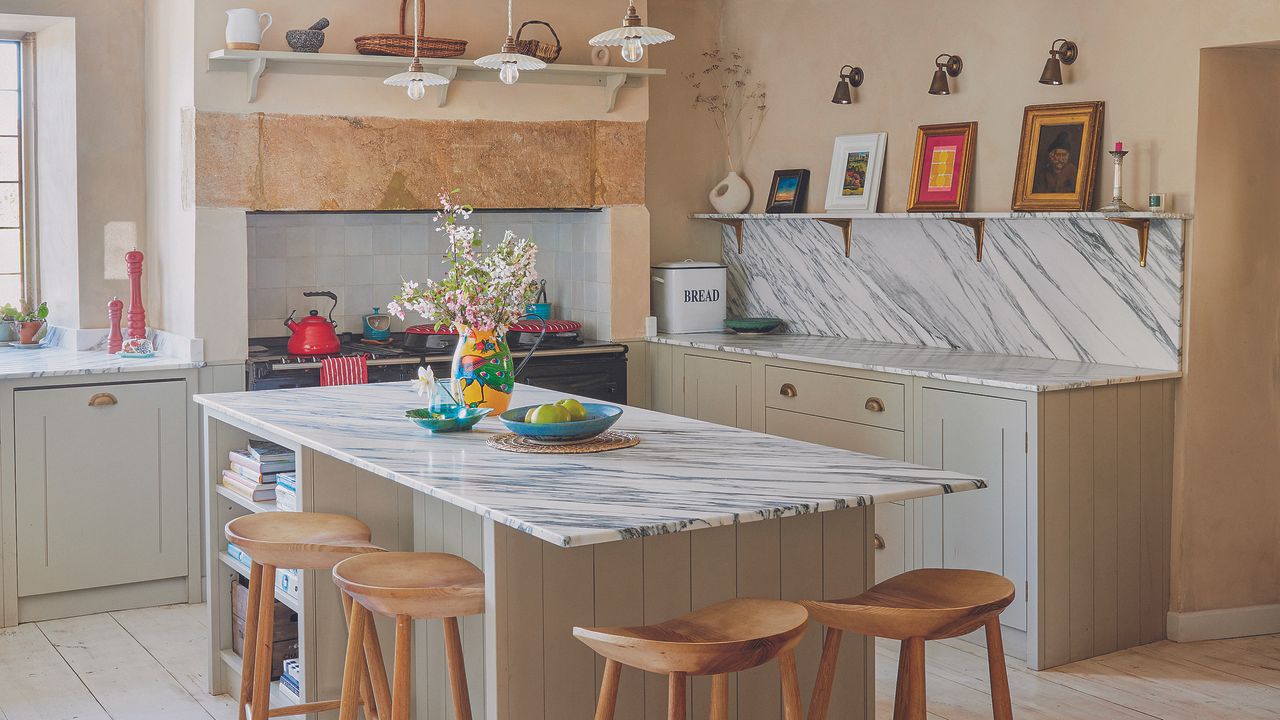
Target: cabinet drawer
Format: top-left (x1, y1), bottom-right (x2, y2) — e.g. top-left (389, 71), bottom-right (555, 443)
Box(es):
top-left (764, 408), bottom-right (905, 460)
top-left (764, 365), bottom-right (904, 430)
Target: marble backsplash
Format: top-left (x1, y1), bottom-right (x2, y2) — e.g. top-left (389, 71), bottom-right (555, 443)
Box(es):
top-left (721, 216), bottom-right (1184, 370)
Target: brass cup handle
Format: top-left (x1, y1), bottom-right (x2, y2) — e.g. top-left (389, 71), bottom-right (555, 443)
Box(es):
top-left (88, 393), bottom-right (118, 407)
top-left (873, 533), bottom-right (886, 550)
top-left (864, 397), bottom-right (885, 413)
top-left (779, 383), bottom-right (798, 398)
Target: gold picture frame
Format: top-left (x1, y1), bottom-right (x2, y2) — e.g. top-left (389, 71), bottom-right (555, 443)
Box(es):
top-left (907, 121), bottom-right (978, 212)
top-left (1011, 101), bottom-right (1104, 211)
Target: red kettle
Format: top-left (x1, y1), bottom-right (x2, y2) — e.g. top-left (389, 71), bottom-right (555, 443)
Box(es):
top-left (285, 291), bottom-right (341, 355)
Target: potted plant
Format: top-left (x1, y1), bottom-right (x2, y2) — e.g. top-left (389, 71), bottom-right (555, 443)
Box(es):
top-left (4, 301), bottom-right (49, 345)
top-left (389, 192), bottom-right (540, 413)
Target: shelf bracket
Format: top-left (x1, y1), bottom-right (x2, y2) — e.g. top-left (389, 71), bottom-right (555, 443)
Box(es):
top-left (245, 57), bottom-right (267, 103)
top-left (816, 218), bottom-right (854, 257)
top-left (604, 73), bottom-right (627, 113)
top-left (1105, 217), bottom-right (1150, 267)
top-left (708, 218), bottom-right (746, 253)
top-left (947, 218), bottom-right (986, 262)
top-left (434, 65), bottom-right (459, 108)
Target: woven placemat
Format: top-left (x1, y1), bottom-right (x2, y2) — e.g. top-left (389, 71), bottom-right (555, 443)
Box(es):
top-left (487, 431), bottom-right (640, 454)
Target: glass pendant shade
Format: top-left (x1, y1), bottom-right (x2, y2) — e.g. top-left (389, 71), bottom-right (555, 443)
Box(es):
top-left (590, 3), bottom-right (674, 64)
top-left (1039, 57), bottom-right (1063, 85)
top-left (384, 60), bottom-right (450, 101)
top-left (928, 68), bottom-right (951, 95)
top-left (474, 36), bottom-right (546, 85)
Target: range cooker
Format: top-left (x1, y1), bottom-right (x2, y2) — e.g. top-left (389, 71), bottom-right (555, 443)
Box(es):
top-left (246, 331), bottom-right (628, 404)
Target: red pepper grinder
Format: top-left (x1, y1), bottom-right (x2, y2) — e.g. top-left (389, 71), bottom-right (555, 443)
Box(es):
top-left (125, 249), bottom-right (147, 339)
top-left (107, 297), bottom-right (124, 354)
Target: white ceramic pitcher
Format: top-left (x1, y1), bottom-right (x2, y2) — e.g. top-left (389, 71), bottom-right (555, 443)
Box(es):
top-left (225, 8), bottom-right (272, 50)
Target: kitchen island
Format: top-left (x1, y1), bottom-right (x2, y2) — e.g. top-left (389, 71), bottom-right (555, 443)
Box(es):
top-left (196, 382), bottom-right (983, 719)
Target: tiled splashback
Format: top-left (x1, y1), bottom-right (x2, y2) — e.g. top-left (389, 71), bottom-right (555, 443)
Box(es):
top-left (247, 211), bottom-right (612, 340)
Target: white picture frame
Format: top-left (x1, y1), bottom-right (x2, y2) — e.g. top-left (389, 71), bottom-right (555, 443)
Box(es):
top-left (824, 132), bottom-right (887, 213)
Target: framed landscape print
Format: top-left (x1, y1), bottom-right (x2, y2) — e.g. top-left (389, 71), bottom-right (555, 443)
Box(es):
top-left (1012, 101), bottom-right (1105, 211)
top-left (824, 132), bottom-right (887, 212)
top-left (907, 121), bottom-right (977, 212)
top-left (765, 169), bottom-right (810, 213)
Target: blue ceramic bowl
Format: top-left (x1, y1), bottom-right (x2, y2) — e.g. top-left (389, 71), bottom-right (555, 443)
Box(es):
top-left (498, 403), bottom-right (623, 444)
top-left (405, 405), bottom-right (492, 433)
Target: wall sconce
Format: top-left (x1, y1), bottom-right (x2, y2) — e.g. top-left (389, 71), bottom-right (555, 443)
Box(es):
top-left (1039, 39), bottom-right (1079, 85)
top-left (831, 65), bottom-right (864, 104)
top-left (928, 54), bottom-right (963, 95)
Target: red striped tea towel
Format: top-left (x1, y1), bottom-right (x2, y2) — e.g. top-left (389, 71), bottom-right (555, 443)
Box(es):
top-left (320, 356), bottom-right (369, 386)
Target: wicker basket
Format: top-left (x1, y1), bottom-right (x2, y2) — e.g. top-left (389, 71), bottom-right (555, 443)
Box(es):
top-left (513, 20), bottom-right (561, 64)
top-left (354, 0), bottom-right (467, 58)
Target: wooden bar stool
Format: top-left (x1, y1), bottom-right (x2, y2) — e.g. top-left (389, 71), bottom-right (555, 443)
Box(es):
top-left (802, 568), bottom-right (1016, 720)
top-left (332, 551), bottom-right (486, 720)
top-left (573, 598), bottom-right (810, 720)
top-left (226, 511), bottom-right (390, 720)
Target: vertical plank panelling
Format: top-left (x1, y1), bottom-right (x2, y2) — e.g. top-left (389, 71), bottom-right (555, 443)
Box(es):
top-left (1068, 390), bottom-right (1096, 662)
top-left (1092, 386), bottom-right (1120, 656)
top-left (779, 513), bottom-right (823, 716)
top-left (737, 519), bottom-right (782, 720)
top-left (504, 528), bottom-right (545, 720)
top-left (822, 508), bottom-right (871, 719)
top-left (1040, 392), bottom-right (1071, 668)
top-left (483, 520), bottom-right (510, 720)
top-left (1114, 384), bottom-right (1142, 650)
top-left (306, 451), bottom-right (359, 706)
top-left (542, 544), bottom-right (596, 720)
top-left (415, 494), bottom-right (446, 720)
top-left (1139, 382), bottom-right (1166, 644)
top-left (689, 525), bottom-right (737, 719)
top-left (642, 532), bottom-right (691, 720)
top-left (594, 538), bottom-right (645, 720)
top-left (461, 511), bottom-right (487, 720)
top-left (1161, 382), bottom-right (1174, 629)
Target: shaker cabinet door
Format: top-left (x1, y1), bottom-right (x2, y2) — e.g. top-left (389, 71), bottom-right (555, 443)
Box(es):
top-left (14, 380), bottom-right (189, 597)
top-left (682, 354), bottom-right (753, 429)
top-left (920, 388), bottom-right (1028, 631)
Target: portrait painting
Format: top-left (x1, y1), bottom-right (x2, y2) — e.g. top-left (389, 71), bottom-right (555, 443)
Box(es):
top-left (1012, 101), bottom-right (1104, 211)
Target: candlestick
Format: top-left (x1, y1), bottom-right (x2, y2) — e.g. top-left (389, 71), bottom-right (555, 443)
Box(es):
top-left (1098, 149), bottom-right (1137, 212)
top-left (107, 297), bottom-right (124, 354)
top-left (125, 249), bottom-right (147, 339)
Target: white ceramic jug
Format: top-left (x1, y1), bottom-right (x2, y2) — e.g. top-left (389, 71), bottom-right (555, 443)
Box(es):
top-left (226, 8), bottom-right (272, 50)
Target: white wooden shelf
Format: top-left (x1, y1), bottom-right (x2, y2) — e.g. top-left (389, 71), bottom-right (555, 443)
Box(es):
top-left (216, 484), bottom-right (277, 514)
top-left (218, 551), bottom-right (302, 613)
top-left (219, 649), bottom-right (301, 706)
top-left (207, 49), bottom-right (665, 111)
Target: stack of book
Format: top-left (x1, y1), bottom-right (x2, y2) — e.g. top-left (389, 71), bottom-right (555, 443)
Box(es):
top-left (275, 472), bottom-right (299, 512)
top-left (221, 440), bottom-right (295, 504)
top-left (280, 658), bottom-right (302, 699)
top-left (227, 542), bottom-right (301, 603)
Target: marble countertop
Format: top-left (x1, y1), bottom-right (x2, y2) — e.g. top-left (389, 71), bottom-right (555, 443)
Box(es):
top-left (650, 333), bottom-right (1181, 392)
top-left (0, 343), bottom-right (202, 380)
top-left (194, 382), bottom-right (984, 547)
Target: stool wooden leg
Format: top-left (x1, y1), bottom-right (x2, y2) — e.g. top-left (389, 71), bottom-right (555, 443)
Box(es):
top-left (237, 562), bottom-right (264, 720)
top-left (392, 615), bottom-right (413, 720)
top-left (779, 649), bottom-right (803, 720)
top-left (709, 674), bottom-right (729, 720)
top-left (807, 627), bottom-right (843, 720)
top-left (249, 563), bottom-right (277, 720)
top-left (340, 593), bottom-right (379, 719)
top-left (984, 620), bottom-right (1013, 720)
top-left (594, 658), bottom-right (622, 720)
top-left (338, 603), bottom-right (370, 720)
top-left (442, 616), bottom-right (472, 720)
top-left (667, 672), bottom-right (686, 720)
top-left (893, 637), bottom-right (926, 720)
top-left (363, 610), bottom-right (394, 718)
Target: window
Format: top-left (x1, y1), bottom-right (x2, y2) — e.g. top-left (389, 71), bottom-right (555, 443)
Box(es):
top-left (0, 39), bottom-right (26, 306)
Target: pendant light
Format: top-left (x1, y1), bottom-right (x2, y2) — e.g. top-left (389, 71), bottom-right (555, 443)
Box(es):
top-left (474, 0), bottom-right (545, 85)
top-left (383, 0), bottom-right (450, 100)
top-left (589, 2), bottom-right (674, 64)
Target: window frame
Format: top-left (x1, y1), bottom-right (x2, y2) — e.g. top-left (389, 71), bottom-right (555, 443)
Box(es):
top-left (0, 31), bottom-right (35, 306)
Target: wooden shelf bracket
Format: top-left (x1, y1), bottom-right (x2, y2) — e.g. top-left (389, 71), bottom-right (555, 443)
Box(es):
top-left (946, 218), bottom-right (986, 262)
top-left (709, 218), bottom-right (746, 253)
top-left (816, 218), bottom-right (854, 257)
top-left (1105, 217), bottom-right (1150, 267)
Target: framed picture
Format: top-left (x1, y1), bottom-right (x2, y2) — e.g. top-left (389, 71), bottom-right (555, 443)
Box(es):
top-left (824, 132), bottom-right (887, 212)
top-left (765, 169), bottom-right (810, 213)
top-left (907, 121), bottom-right (977, 212)
top-left (1012, 101), bottom-right (1105, 211)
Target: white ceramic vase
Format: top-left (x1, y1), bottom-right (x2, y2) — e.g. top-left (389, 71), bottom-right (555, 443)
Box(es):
top-left (709, 171), bottom-right (751, 214)
top-left (226, 8), bottom-right (273, 50)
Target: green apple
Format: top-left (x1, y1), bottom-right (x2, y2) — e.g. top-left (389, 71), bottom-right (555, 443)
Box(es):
top-left (555, 398), bottom-right (588, 421)
top-left (527, 404), bottom-right (570, 424)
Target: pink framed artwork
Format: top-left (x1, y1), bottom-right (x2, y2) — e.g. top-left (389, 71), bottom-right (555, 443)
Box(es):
top-left (907, 122), bottom-right (977, 212)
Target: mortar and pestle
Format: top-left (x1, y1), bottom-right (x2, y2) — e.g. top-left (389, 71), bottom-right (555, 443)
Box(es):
top-left (286, 18), bottom-right (329, 52)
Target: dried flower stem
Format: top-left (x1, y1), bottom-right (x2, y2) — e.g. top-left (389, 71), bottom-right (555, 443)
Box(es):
top-left (684, 48), bottom-right (767, 174)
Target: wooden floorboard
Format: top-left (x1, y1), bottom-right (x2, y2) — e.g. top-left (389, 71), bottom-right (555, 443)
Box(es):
top-left (0, 603), bottom-right (1277, 720)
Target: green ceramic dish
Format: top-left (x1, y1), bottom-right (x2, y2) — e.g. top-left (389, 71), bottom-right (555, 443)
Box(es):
top-left (405, 405), bottom-right (493, 433)
top-left (724, 317), bottom-right (783, 334)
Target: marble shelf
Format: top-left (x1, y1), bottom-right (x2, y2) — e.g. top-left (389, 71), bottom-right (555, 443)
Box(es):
top-left (207, 49), bottom-right (664, 111)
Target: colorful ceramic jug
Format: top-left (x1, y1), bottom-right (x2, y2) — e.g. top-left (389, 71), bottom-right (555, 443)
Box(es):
top-left (450, 322), bottom-right (544, 412)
